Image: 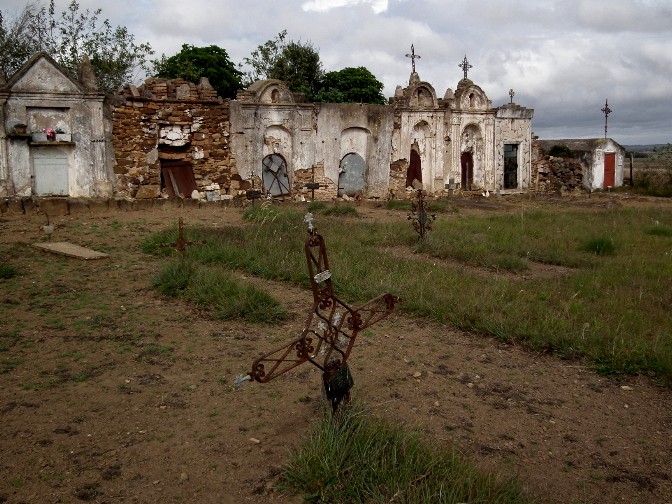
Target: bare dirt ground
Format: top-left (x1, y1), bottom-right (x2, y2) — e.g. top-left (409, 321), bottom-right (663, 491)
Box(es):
top-left (1, 194), bottom-right (671, 504)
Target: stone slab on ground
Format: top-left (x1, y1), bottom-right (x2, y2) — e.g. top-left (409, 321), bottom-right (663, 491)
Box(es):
top-left (32, 241), bottom-right (109, 260)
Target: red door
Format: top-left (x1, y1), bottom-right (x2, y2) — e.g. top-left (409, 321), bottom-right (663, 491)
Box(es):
top-left (604, 153), bottom-right (615, 188)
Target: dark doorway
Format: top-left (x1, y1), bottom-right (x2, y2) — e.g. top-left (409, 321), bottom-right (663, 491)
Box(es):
top-left (161, 160), bottom-right (197, 198)
top-left (406, 150), bottom-right (422, 188)
top-left (338, 153), bottom-right (366, 197)
top-left (604, 153), bottom-right (615, 188)
top-left (262, 154), bottom-right (291, 196)
top-left (504, 143), bottom-right (519, 189)
top-left (461, 152), bottom-right (474, 190)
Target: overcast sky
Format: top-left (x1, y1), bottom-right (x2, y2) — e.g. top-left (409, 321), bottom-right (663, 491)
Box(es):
top-left (4, 0), bottom-right (671, 145)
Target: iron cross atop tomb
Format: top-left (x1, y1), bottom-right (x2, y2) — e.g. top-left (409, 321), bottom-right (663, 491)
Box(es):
top-left (235, 214), bottom-right (399, 411)
top-left (459, 55), bottom-right (473, 79)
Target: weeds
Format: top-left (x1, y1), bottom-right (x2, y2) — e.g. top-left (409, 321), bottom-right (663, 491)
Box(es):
top-left (0, 262), bottom-right (18, 279)
top-left (143, 205), bottom-right (672, 383)
top-left (280, 402), bottom-right (532, 503)
top-left (581, 237), bottom-right (616, 256)
top-left (152, 259), bottom-right (288, 324)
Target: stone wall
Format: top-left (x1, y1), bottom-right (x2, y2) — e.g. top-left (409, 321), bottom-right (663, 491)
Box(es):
top-left (533, 155), bottom-right (584, 194)
top-left (110, 78), bottom-right (236, 200)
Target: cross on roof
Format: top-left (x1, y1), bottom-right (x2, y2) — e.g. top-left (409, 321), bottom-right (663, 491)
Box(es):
top-left (601, 98), bottom-right (612, 138)
top-left (509, 89), bottom-right (515, 104)
top-left (459, 55), bottom-right (472, 80)
top-left (405, 44), bottom-right (421, 73)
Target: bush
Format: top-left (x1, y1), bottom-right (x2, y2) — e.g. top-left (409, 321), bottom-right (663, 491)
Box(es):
top-left (548, 145), bottom-right (573, 158)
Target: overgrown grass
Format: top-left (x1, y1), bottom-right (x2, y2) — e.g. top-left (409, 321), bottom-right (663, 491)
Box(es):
top-left (0, 262), bottom-right (18, 279)
top-left (280, 403), bottom-right (533, 504)
top-left (152, 258), bottom-right (288, 323)
top-left (143, 204), bottom-right (672, 383)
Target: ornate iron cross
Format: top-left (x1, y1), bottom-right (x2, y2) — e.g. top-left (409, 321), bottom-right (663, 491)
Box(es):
top-left (509, 89), bottom-right (515, 104)
top-left (459, 55), bottom-right (472, 80)
top-left (601, 98), bottom-right (612, 138)
top-left (236, 214), bottom-right (399, 411)
top-left (405, 44), bottom-right (421, 73)
top-left (407, 189), bottom-right (436, 241)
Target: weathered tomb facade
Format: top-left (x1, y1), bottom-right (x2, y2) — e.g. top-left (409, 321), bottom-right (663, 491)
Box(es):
top-left (111, 77), bottom-right (236, 200)
top-left (0, 52), bottom-right (111, 199)
top-left (534, 138), bottom-right (625, 192)
top-left (229, 72), bottom-right (535, 201)
top-left (1, 52), bottom-right (535, 203)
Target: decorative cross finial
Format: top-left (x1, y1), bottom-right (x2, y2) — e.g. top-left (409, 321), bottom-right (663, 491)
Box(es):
top-left (405, 44), bottom-right (421, 73)
top-left (509, 89), bottom-right (515, 104)
top-left (601, 98), bottom-right (612, 139)
top-left (459, 55), bottom-right (472, 80)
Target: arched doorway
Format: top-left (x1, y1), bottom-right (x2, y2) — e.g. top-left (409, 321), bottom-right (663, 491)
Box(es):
top-left (461, 152), bottom-right (474, 190)
top-left (262, 154), bottom-right (290, 196)
top-left (338, 153), bottom-right (366, 197)
top-left (406, 150), bottom-right (422, 188)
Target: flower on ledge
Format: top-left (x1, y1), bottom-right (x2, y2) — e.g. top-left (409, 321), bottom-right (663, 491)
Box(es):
top-left (43, 128), bottom-right (56, 141)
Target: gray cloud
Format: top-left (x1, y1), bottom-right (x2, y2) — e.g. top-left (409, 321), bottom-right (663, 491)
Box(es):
top-left (4, 0), bottom-right (670, 144)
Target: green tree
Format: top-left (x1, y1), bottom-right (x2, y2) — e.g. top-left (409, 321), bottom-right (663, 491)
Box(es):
top-left (239, 29), bottom-right (287, 87)
top-left (0, 0), bottom-right (153, 93)
top-left (315, 67), bottom-right (386, 104)
top-left (269, 40), bottom-right (323, 101)
top-left (152, 44), bottom-right (242, 99)
top-left (0, 4), bottom-right (35, 80)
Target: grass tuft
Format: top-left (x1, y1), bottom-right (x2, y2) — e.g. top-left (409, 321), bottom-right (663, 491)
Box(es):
top-left (153, 258), bottom-right (288, 324)
top-left (581, 237), bottom-right (616, 256)
top-left (280, 402), bottom-right (532, 503)
top-left (322, 204), bottom-right (360, 217)
top-left (0, 262), bottom-right (18, 279)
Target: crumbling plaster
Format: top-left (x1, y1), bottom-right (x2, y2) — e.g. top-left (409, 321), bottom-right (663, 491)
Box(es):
top-left (0, 52), bottom-right (110, 198)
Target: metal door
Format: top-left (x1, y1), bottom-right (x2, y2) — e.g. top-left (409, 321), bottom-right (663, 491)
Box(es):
top-left (338, 153), bottom-right (366, 197)
top-left (604, 153), bottom-right (615, 188)
top-left (504, 144), bottom-right (519, 189)
top-left (262, 154), bottom-right (290, 196)
top-left (33, 149), bottom-right (69, 196)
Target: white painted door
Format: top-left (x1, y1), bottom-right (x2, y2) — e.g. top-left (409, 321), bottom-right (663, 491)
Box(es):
top-left (33, 149), bottom-right (69, 196)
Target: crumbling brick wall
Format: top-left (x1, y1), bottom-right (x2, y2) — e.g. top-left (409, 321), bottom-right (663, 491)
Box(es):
top-left (110, 78), bottom-right (236, 199)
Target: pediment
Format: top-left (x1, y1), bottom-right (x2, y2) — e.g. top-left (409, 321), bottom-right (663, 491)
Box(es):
top-left (7, 52), bottom-right (83, 94)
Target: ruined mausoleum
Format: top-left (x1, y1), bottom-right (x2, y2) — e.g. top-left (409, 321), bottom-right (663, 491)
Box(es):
top-left (1, 52), bottom-right (536, 203)
top-left (0, 52), bottom-right (111, 199)
top-left (111, 77), bottom-right (235, 200)
top-left (229, 65), bottom-right (534, 201)
top-left (534, 138), bottom-right (625, 192)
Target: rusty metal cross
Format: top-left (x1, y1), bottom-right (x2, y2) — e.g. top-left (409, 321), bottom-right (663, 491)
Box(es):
top-left (407, 189), bottom-right (436, 241)
top-left (236, 215), bottom-right (399, 411)
top-left (158, 217), bottom-right (205, 257)
top-left (405, 44), bottom-right (421, 73)
top-left (459, 55), bottom-right (472, 80)
top-left (601, 98), bottom-right (612, 139)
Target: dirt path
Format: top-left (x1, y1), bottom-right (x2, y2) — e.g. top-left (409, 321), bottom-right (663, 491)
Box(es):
top-left (0, 197), bottom-right (670, 504)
